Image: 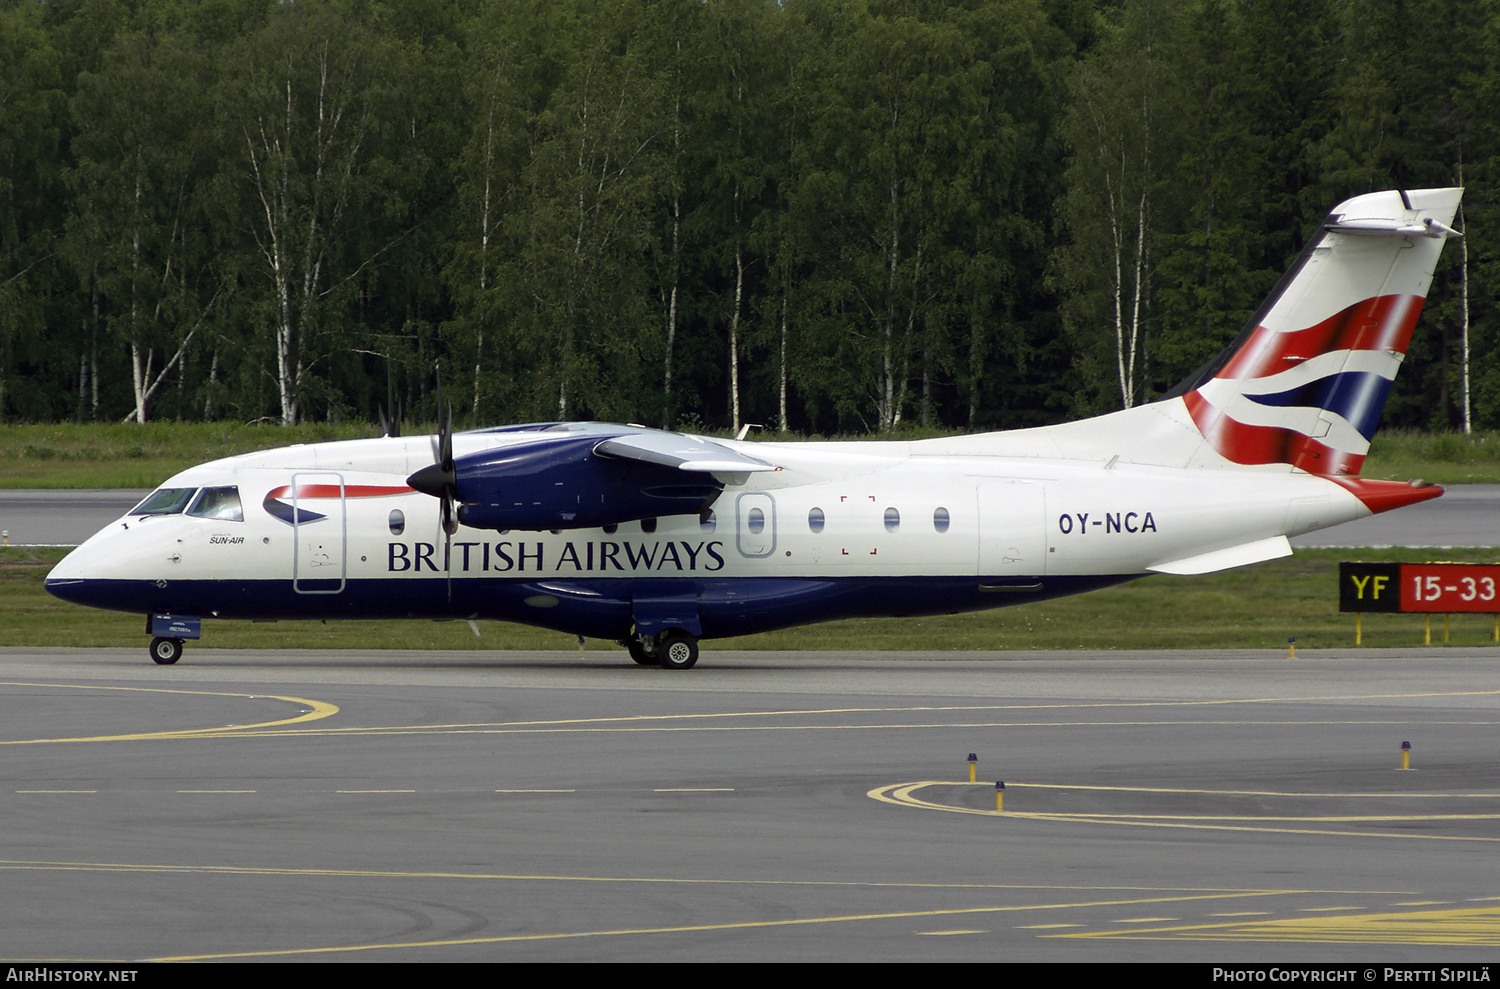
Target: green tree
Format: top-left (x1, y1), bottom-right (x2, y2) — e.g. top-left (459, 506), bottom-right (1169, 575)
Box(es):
top-left (218, 0), bottom-right (400, 425)
top-left (491, 0), bottom-right (664, 422)
top-left (0, 0), bottom-right (71, 420)
top-left (68, 27), bottom-right (221, 424)
top-left (1051, 0), bottom-right (1182, 412)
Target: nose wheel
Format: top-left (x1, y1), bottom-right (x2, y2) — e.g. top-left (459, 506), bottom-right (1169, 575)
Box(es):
top-left (149, 637), bottom-right (183, 665)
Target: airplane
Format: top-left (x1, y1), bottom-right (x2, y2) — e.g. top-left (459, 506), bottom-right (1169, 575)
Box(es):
top-left (45, 187), bottom-right (1464, 669)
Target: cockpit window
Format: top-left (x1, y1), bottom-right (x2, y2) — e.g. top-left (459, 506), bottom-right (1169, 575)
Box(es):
top-left (129, 487), bottom-right (197, 516)
top-left (188, 486), bottom-right (244, 522)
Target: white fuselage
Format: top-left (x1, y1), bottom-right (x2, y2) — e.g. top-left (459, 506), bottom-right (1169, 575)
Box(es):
top-left (46, 417), bottom-right (1375, 642)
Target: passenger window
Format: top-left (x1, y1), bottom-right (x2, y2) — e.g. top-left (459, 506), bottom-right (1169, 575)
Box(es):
top-left (701, 510), bottom-right (716, 533)
top-left (933, 507), bottom-right (950, 533)
top-left (748, 507), bottom-right (765, 534)
top-left (188, 486), bottom-right (244, 522)
top-left (641, 518), bottom-right (657, 533)
top-left (131, 487), bottom-right (197, 516)
top-left (388, 509), bottom-right (405, 536)
top-left (808, 507), bottom-right (825, 533)
top-left (884, 507), bottom-right (900, 533)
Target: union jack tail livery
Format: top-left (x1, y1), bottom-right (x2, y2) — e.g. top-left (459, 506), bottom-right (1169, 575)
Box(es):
top-left (1171, 188), bottom-right (1463, 476)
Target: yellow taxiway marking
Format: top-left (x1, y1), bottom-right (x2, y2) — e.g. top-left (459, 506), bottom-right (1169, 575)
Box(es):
top-left (1017, 924), bottom-right (1084, 929)
top-left (11, 855), bottom-right (1443, 955)
top-left (916, 929), bottom-right (989, 935)
top-left (146, 890), bottom-right (1297, 961)
top-left (0, 856), bottom-right (1377, 896)
top-left (869, 782), bottom-right (1500, 842)
top-left (1210, 912), bottom-right (1271, 917)
top-left (155, 688), bottom-right (1500, 740)
top-left (3, 686), bottom-right (1495, 745)
top-left (0, 681), bottom-right (338, 743)
top-left (15, 789), bottom-right (96, 794)
top-left (1052, 906), bottom-right (1500, 946)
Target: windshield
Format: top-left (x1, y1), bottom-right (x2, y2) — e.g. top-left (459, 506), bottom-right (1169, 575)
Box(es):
top-left (129, 487), bottom-right (197, 517)
top-left (187, 486), bottom-right (244, 522)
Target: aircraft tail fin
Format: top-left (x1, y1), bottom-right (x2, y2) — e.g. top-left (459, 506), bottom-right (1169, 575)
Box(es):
top-left (1167, 188), bottom-right (1463, 476)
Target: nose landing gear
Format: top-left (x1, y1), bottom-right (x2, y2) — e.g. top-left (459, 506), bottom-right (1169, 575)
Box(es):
top-left (146, 613), bottom-right (199, 665)
top-left (149, 636), bottom-right (183, 665)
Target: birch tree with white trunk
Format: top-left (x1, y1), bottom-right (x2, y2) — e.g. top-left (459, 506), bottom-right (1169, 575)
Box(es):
top-left (224, 2), bottom-right (390, 426)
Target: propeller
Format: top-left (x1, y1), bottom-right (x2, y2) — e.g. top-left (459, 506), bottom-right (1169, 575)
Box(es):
top-left (379, 356), bottom-right (402, 438)
top-left (405, 370), bottom-right (458, 598)
top-left (378, 405), bottom-right (400, 439)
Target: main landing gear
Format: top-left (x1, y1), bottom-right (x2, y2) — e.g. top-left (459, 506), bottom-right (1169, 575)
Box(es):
top-left (149, 636), bottom-right (183, 665)
top-left (622, 629), bottom-right (700, 670)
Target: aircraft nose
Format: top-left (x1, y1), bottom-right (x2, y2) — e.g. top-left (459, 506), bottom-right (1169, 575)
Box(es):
top-left (45, 548), bottom-right (91, 601)
top-left (46, 548), bottom-right (84, 583)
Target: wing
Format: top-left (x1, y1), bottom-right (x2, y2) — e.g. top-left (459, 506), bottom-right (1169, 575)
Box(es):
top-left (593, 432), bottom-right (776, 475)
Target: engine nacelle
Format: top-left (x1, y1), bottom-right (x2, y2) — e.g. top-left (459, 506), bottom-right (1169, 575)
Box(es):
top-left (452, 435), bottom-right (721, 531)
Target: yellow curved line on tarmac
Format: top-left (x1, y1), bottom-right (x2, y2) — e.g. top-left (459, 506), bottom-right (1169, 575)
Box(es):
top-left (0, 681), bottom-right (338, 743)
top-left (869, 781), bottom-right (1500, 842)
top-left (207, 688), bottom-right (1500, 734)
top-left (128, 686), bottom-right (1500, 740)
top-left (181, 717), bottom-right (1500, 742)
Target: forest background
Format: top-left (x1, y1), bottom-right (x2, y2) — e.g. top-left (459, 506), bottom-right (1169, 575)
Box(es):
top-left (1, 0), bottom-right (1496, 441)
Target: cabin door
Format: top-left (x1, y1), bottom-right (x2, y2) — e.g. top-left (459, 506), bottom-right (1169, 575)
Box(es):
top-left (292, 471), bottom-right (347, 594)
top-left (976, 480), bottom-right (1046, 577)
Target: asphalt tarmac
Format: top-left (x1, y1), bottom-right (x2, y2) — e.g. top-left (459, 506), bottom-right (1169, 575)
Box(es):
top-left (4, 485), bottom-right (1498, 549)
top-left (3, 646), bottom-right (1499, 962)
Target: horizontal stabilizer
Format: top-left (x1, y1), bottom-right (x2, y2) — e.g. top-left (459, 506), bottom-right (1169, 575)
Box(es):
top-left (1148, 535), bottom-right (1292, 576)
top-left (594, 434), bottom-right (775, 474)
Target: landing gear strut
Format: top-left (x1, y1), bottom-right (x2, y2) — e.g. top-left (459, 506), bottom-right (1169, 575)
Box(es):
top-left (626, 637), bottom-right (657, 666)
top-left (149, 637), bottom-right (183, 665)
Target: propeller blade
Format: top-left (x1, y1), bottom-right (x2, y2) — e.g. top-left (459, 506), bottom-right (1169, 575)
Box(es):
top-left (405, 364), bottom-right (460, 560)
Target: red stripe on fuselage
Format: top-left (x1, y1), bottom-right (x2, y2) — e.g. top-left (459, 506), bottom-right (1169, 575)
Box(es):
top-left (266, 484), bottom-right (412, 500)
